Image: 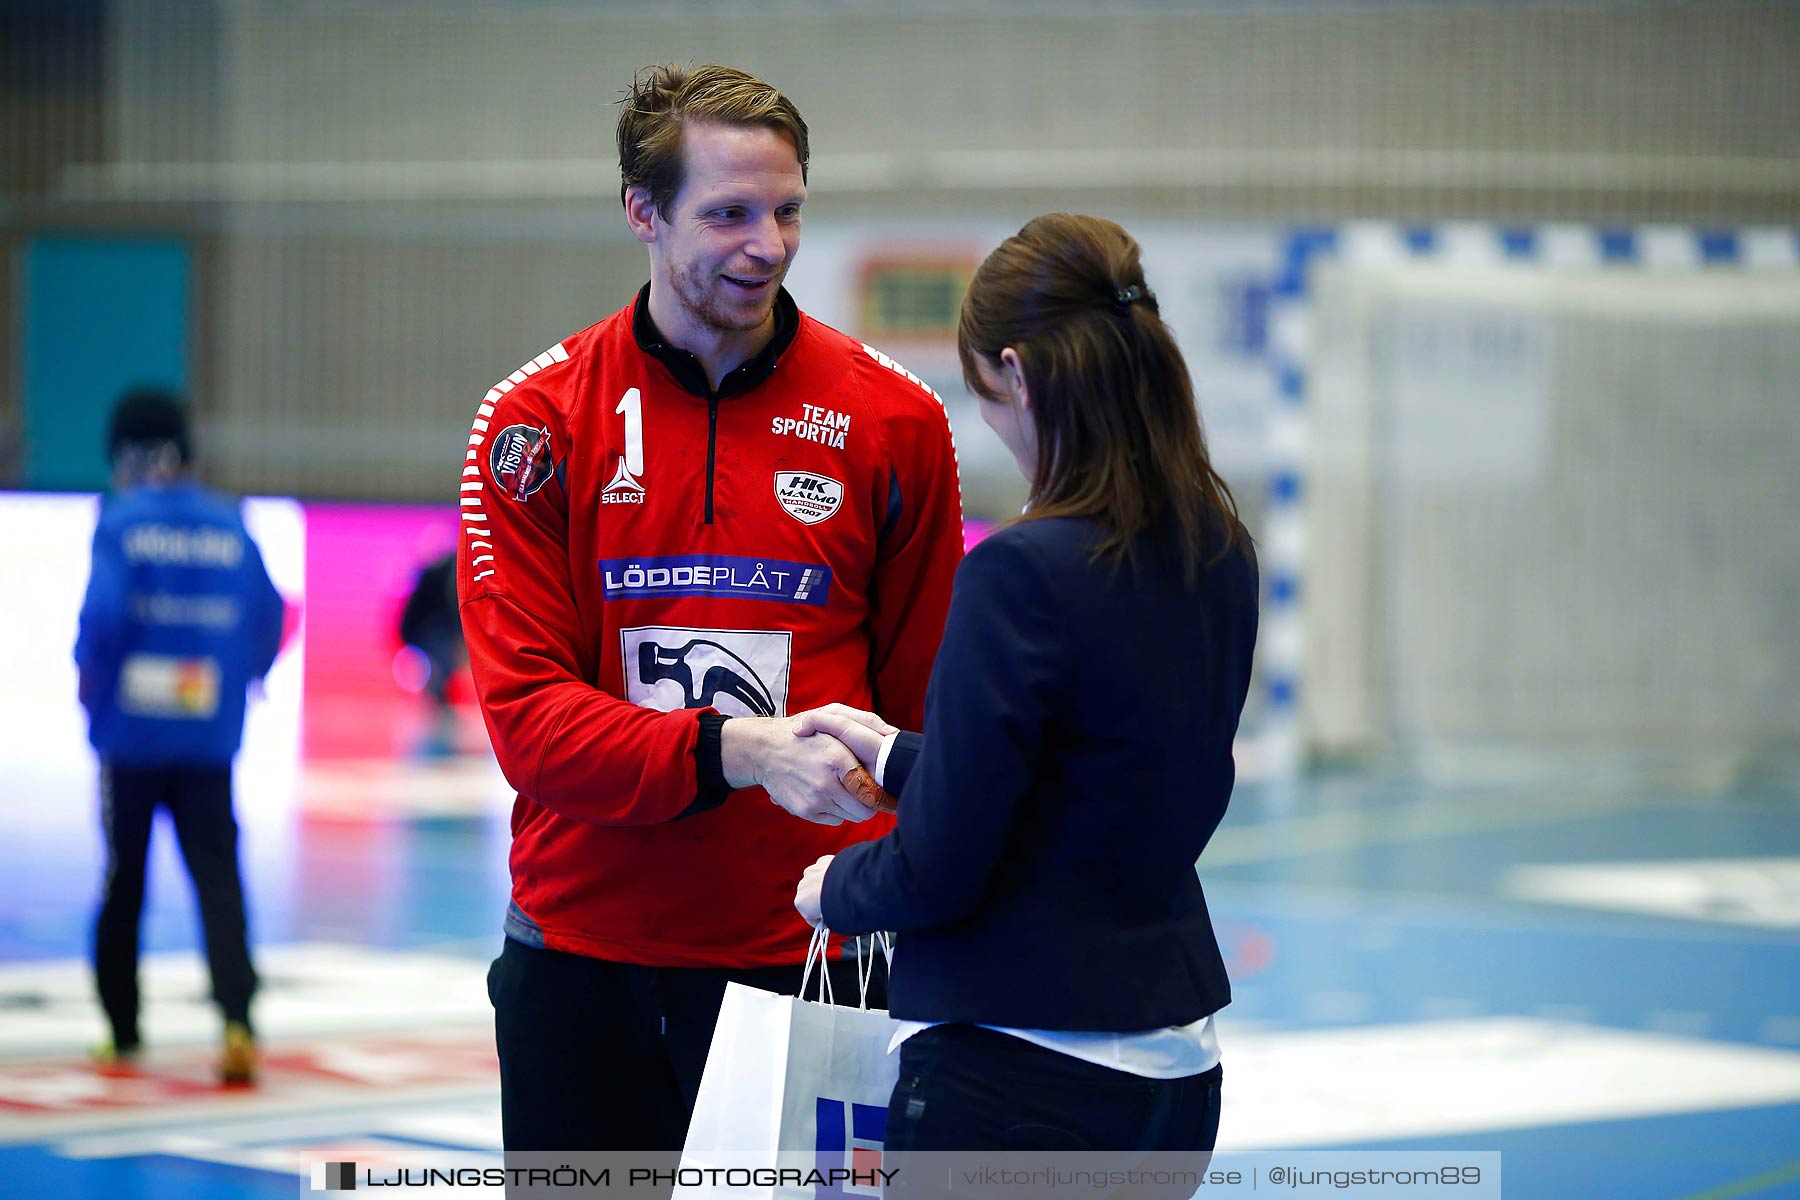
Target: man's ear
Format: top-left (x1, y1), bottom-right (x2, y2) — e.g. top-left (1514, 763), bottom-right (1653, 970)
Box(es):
top-left (623, 186), bottom-right (660, 245)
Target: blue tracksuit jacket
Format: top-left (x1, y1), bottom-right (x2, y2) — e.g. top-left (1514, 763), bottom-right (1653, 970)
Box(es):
top-left (74, 480), bottom-right (286, 766)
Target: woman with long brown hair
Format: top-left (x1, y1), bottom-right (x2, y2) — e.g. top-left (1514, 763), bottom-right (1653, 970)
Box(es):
top-left (796, 213), bottom-right (1258, 1151)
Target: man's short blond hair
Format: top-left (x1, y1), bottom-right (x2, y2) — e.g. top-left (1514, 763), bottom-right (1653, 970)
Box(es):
top-left (617, 64), bottom-right (809, 217)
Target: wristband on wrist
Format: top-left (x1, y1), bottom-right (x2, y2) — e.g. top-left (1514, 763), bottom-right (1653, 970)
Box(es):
top-left (676, 712), bottom-right (733, 819)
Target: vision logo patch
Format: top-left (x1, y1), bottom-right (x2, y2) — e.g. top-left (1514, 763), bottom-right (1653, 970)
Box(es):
top-left (489, 424), bottom-right (553, 500)
top-left (775, 471), bottom-right (844, 525)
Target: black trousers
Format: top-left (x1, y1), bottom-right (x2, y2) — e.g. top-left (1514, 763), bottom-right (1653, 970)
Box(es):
top-left (488, 935), bottom-right (888, 1152)
top-left (886, 1022), bottom-right (1221, 1161)
top-left (94, 763), bottom-right (258, 1048)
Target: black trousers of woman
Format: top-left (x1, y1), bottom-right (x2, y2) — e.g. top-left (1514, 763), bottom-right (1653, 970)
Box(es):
top-left (884, 1023), bottom-right (1222, 1198)
top-left (94, 764), bottom-right (258, 1049)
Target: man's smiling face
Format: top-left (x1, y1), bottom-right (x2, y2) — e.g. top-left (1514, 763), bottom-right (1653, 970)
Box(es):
top-left (645, 120), bottom-right (806, 342)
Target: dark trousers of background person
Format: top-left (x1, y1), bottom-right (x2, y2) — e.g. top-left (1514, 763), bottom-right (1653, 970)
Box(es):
top-left (883, 1023), bottom-right (1222, 1199)
top-left (94, 763), bottom-right (258, 1049)
top-left (488, 935), bottom-right (889, 1152)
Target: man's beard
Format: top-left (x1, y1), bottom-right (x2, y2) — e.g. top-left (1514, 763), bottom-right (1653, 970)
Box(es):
top-left (669, 259), bottom-right (779, 335)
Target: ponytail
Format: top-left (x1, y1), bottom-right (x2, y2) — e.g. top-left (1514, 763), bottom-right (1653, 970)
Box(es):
top-left (958, 213), bottom-right (1246, 584)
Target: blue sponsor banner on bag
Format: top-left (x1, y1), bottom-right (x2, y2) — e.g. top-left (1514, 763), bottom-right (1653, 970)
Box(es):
top-left (600, 554), bottom-right (833, 607)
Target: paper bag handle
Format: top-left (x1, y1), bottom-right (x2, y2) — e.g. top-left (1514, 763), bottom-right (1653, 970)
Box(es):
top-left (801, 926), bottom-right (895, 1010)
top-left (800, 924), bottom-right (836, 1006)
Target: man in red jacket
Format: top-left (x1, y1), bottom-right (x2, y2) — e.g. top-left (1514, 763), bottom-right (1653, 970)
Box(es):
top-left (457, 63), bottom-right (963, 1152)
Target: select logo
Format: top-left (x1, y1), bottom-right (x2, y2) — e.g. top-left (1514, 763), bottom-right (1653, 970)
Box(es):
top-left (312, 1162), bottom-right (357, 1191)
top-left (775, 471), bottom-right (844, 525)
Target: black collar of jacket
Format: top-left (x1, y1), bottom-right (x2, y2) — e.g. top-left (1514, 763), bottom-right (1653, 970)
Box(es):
top-left (631, 281), bottom-right (800, 401)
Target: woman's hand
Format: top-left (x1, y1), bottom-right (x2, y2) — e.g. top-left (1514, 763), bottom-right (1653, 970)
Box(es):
top-left (795, 854), bottom-right (835, 926)
top-left (791, 704), bottom-right (892, 769)
top-left (719, 716), bottom-right (872, 825)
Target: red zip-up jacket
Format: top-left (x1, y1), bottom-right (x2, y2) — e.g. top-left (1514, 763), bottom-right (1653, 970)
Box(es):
top-left (457, 287), bottom-right (963, 968)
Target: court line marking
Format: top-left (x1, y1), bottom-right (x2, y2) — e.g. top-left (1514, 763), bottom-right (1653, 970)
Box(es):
top-left (1207, 878), bottom-right (1800, 944)
top-left (1673, 1157), bottom-right (1800, 1200)
top-left (1201, 788), bottom-right (1655, 867)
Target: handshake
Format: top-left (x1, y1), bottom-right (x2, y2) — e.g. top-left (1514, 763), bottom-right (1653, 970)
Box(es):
top-left (720, 704), bottom-right (900, 826)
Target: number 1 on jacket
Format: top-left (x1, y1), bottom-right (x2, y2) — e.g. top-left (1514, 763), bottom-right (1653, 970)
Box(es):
top-left (618, 387), bottom-right (644, 479)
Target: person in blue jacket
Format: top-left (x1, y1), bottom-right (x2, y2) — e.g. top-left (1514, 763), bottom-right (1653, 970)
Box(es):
top-left (75, 387), bottom-right (287, 1085)
top-left (795, 213), bottom-right (1258, 1153)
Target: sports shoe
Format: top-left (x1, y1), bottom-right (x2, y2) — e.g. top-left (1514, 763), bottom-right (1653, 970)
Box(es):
top-left (90, 1040), bottom-right (141, 1077)
top-left (219, 1021), bottom-right (257, 1087)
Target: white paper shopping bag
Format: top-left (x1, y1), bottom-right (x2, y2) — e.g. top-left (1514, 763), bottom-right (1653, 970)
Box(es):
top-left (678, 931), bottom-right (900, 1200)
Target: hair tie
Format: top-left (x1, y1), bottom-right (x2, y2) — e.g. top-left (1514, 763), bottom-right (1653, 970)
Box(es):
top-left (1113, 283), bottom-right (1146, 311)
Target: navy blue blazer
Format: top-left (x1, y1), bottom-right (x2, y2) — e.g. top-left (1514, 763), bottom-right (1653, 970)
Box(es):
top-left (822, 515), bottom-right (1257, 1031)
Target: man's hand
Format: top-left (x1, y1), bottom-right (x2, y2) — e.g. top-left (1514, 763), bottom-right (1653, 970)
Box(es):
top-left (720, 716), bottom-right (873, 825)
top-left (795, 854), bottom-right (834, 926)
top-left (790, 704), bottom-right (891, 771)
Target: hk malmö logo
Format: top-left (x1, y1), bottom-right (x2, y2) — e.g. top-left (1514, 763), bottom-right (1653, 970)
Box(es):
top-left (775, 471), bottom-right (844, 525)
top-left (312, 1161), bottom-right (357, 1191)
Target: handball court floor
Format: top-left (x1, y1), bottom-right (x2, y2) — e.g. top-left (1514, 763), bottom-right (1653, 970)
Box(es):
top-left (3, 690), bottom-right (1799, 1200)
